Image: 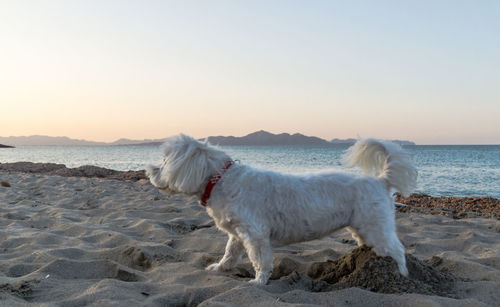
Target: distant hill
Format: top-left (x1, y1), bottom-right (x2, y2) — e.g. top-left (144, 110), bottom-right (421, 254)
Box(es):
top-left (0, 135), bottom-right (107, 146)
top-left (109, 138), bottom-right (165, 146)
top-left (330, 138), bottom-right (358, 145)
top-left (205, 130), bottom-right (332, 146)
top-left (0, 144), bottom-right (14, 148)
top-left (0, 135), bottom-right (165, 146)
top-left (331, 138), bottom-right (416, 146)
top-left (389, 140), bottom-right (416, 146)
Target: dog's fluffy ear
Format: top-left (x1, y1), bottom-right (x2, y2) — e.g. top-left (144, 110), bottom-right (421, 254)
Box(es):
top-left (170, 145), bottom-right (210, 193)
top-left (158, 135), bottom-right (213, 194)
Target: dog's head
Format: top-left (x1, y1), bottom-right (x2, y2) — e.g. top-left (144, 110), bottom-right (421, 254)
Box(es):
top-left (146, 134), bottom-right (230, 196)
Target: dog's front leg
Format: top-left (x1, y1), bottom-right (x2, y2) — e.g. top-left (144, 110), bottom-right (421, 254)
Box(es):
top-left (206, 235), bottom-right (244, 272)
top-left (243, 238), bottom-right (273, 285)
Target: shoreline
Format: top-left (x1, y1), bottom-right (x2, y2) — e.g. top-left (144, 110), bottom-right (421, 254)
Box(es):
top-left (0, 161), bottom-right (147, 181)
top-left (1, 161), bottom-right (498, 220)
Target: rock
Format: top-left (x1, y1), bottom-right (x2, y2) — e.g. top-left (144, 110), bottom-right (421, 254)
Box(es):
top-left (1, 181), bottom-right (11, 187)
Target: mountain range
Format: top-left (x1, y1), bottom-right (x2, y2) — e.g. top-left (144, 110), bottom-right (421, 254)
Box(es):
top-left (205, 130), bottom-right (332, 146)
top-left (0, 131), bottom-right (415, 146)
top-left (0, 136), bottom-right (165, 147)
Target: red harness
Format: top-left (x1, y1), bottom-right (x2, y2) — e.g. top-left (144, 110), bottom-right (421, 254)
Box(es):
top-left (200, 161), bottom-right (234, 206)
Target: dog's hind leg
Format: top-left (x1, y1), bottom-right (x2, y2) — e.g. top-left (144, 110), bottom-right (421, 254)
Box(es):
top-left (371, 232), bottom-right (408, 277)
top-left (353, 208), bottom-right (408, 276)
top-left (242, 237), bottom-right (273, 285)
top-left (206, 235), bottom-right (245, 272)
top-left (357, 228), bottom-right (408, 276)
top-left (346, 226), bottom-right (366, 246)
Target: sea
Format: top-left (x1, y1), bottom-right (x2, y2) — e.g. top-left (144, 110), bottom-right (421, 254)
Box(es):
top-left (1, 145), bottom-right (499, 198)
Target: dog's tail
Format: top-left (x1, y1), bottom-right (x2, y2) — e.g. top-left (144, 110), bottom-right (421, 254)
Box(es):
top-left (343, 139), bottom-right (417, 197)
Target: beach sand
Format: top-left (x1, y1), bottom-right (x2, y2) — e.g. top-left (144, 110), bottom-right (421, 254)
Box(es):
top-left (1, 167), bottom-right (499, 306)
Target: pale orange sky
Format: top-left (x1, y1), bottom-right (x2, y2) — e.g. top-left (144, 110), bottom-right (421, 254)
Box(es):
top-left (1, 1), bottom-right (499, 144)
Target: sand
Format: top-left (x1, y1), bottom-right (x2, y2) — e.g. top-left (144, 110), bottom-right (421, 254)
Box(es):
top-left (1, 169), bottom-right (499, 306)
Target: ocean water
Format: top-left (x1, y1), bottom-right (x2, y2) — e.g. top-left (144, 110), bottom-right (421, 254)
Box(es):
top-left (0, 145), bottom-right (499, 198)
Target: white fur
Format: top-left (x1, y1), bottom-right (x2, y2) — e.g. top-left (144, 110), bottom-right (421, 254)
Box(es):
top-left (147, 134), bottom-right (417, 285)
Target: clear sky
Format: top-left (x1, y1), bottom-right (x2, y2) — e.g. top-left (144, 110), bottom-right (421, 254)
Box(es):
top-left (1, 0), bottom-right (499, 144)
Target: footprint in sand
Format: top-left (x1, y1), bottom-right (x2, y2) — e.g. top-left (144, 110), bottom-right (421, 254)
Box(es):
top-left (6, 264), bottom-right (41, 278)
top-left (38, 259), bottom-right (140, 282)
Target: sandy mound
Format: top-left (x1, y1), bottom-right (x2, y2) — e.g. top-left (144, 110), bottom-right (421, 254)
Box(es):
top-left (305, 245), bottom-right (458, 297)
top-left (224, 247), bottom-right (460, 297)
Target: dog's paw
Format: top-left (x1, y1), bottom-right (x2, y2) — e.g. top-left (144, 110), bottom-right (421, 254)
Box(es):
top-left (248, 271), bottom-right (271, 285)
top-left (248, 278), bottom-right (268, 286)
top-left (205, 263), bottom-right (223, 272)
top-left (398, 264), bottom-right (409, 277)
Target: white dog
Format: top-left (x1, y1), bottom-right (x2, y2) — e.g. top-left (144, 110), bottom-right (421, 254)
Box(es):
top-left (146, 135), bottom-right (417, 285)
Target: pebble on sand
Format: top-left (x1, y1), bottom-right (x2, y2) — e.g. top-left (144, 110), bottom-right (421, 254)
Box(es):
top-left (1, 181), bottom-right (11, 187)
